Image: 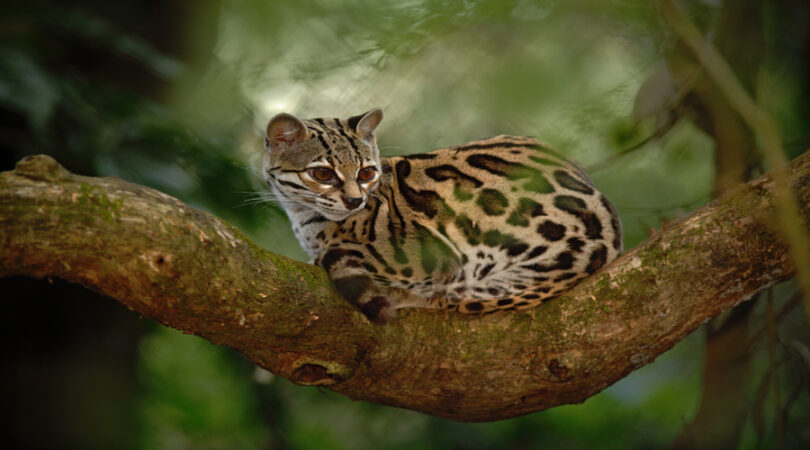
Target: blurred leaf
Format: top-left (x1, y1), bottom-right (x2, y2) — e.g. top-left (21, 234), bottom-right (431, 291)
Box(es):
top-left (633, 62), bottom-right (679, 124)
top-left (608, 116), bottom-right (644, 149)
top-left (0, 48), bottom-right (59, 130)
top-left (60, 9), bottom-right (184, 80)
top-left (135, 327), bottom-right (270, 450)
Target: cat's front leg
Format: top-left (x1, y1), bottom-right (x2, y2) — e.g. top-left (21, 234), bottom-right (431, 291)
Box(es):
top-left (317, 247), bottom-right (430, 322)
top-left (331, 274), bottom-right (395, 323)
top-left (331, 274), bottom-right (429, 323)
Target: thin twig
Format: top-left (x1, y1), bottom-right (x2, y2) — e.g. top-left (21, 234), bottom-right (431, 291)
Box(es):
top-left (779, 379), bottom-right (805, 441)
top-left (744, 292), bottom-right (802, 352)
top-left (586, 115), bottom-right (676, 173)
top-left (767, 291), bottom-right (784, 449)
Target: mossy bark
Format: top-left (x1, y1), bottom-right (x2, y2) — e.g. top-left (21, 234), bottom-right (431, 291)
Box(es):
top-left (1, 152), bottom-right (809, 421)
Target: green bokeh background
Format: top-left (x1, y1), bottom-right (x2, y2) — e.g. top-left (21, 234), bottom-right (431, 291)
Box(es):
top-left (2, 0), bottom-right (808, 448)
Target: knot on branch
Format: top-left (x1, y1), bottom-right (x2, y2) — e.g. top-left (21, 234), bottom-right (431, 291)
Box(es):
top-left (141, 250), bottom-right (176, 275)
top-left (546, 359), bottom-right (574, 381)
top-left (288, 360), bottom-right (353, 386)
top-left (15, 154), bottom-right (72, 182)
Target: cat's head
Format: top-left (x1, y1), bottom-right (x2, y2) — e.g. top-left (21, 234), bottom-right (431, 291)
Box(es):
top-left (263, 109), bottom-right (384, 221)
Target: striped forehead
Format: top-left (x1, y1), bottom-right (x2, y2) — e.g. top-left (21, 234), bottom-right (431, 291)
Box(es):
top-left (304, 118), bottom-right (371, 165)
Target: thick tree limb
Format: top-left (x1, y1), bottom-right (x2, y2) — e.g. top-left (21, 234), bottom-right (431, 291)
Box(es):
top-left (1, 152), bottom-right (809, 421)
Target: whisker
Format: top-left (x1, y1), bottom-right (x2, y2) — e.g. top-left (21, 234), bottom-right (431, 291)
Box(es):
top-left (241, 163), bottom-right (265, 177)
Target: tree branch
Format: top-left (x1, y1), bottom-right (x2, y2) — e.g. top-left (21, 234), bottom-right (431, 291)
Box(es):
top-left (1, 152), bottom-right (809, 421)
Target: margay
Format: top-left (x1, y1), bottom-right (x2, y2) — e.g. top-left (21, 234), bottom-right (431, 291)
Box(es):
top-left (262, 109), bottom-right (621, 322)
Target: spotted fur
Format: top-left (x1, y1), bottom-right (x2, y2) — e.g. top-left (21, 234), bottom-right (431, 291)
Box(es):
top-left (262, 109), bottom-right (621, 322)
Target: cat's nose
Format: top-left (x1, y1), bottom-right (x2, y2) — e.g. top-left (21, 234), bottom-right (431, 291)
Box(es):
top-left (342, 196), bottom-right (363, 210)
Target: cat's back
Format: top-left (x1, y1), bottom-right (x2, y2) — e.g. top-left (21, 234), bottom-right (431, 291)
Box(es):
top-left (381, 135), bottom-right (622, 310)
top-left (392, 135), bottom-right (617, 241)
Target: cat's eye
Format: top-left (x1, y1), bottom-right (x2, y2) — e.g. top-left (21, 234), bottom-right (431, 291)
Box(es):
top-left (309, 167), bottom-right (335, 183)
top-left (357, 167), bottom-right (376, 183)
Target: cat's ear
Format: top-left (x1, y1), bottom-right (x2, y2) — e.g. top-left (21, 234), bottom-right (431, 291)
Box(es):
top-left (348, 109), bottom-right (383, 142)
top-left (266, 113), bottom-right (308, 151)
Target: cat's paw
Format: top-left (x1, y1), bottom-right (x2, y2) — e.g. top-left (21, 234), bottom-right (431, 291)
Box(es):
top-left (359, 296), bottom-right (396, 324)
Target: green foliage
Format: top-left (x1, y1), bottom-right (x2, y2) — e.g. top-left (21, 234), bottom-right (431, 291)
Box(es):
top-left (135, 326), bottom-right (270, 449)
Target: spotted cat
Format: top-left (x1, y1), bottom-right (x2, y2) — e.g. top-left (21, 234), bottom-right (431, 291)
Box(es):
top-left (262, 109), bottom-right (621, 322)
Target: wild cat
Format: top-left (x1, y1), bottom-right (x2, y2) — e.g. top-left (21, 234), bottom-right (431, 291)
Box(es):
top-left (261, 109), bottom-right (621, 322)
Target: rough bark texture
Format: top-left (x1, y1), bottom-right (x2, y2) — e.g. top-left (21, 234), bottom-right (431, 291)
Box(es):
top-left (1, 152), bottom-right (809, 421)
